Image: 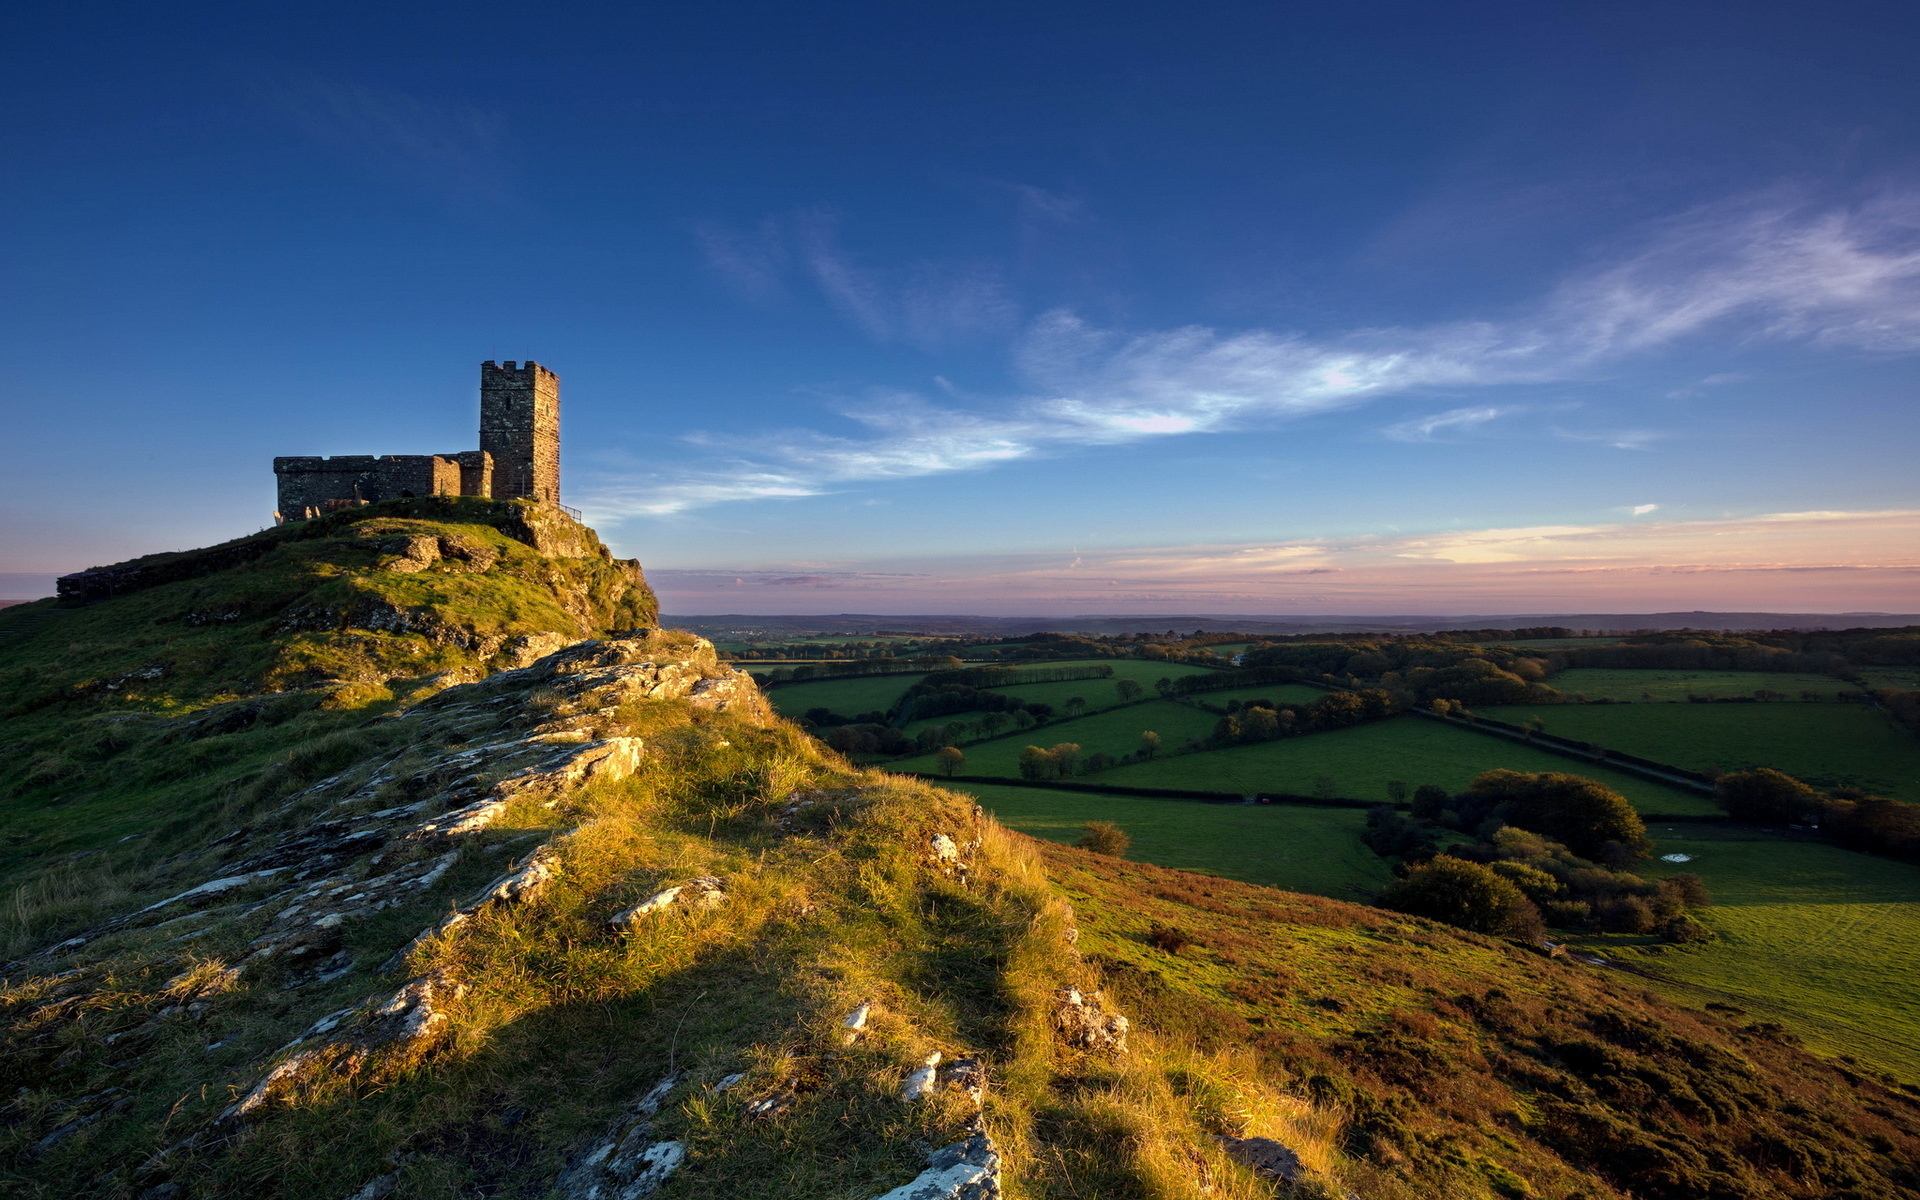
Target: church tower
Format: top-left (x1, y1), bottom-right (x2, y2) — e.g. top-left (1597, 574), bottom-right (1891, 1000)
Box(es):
top-left (478, 360), bottom-right (560, 503)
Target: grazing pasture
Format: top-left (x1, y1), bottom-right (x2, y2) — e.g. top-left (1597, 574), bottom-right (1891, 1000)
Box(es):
top-left (1184, 682), bottom-right (1332, 708)
top-left (1610, 824), bottom-right (1920, 1081)
top-left (1543, 667), bottom-right (1859, 702)
top-left (1479, 702), bottom-right (1920, 801)
top-left (944, 781), bottom-right (1392, 897)
top-left (893, 700), bottom-right (1220, 777)
top-left (1095, 714), bottom-right (1721, 813)
top-left (1857, 667), bottom-right (1920, 691)
top-left (763, 673), bottom-right (927, 719)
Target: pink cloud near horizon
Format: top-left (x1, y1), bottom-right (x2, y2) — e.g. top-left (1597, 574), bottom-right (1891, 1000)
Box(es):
top-left (645, 508), bottom-right (1920, 615)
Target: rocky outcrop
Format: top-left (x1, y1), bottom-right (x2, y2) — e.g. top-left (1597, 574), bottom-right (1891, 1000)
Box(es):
top-left (225, 967), bottom-right (467, 1120)
top-left (865, 1133), bottom-right (1001, 1200)
top-left (554, 1072), bottom-right (691, 1200)
top-left (607, 877), bottom-right (727, 928)
top-left (1053, 987), bottom-right (1130, 1056)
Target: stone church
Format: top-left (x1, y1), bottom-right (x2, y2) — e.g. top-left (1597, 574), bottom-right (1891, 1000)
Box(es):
top-left (273, 361), bottom-right (560, 523)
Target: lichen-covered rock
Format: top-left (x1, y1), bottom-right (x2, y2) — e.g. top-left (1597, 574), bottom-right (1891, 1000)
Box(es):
top-left (607, 877), bottom-right (726, 928)
top-left (1054, 987), bottom-right (1130, 1056)
top-left (902, 1052), bottom-right (943, 1102)
top-left (225, 968), bottom-right (467, 1120)
top-left (554, 1072), bottom-right (691, 1200)
top-left (865, 1133), bottom-right (1001, 1200)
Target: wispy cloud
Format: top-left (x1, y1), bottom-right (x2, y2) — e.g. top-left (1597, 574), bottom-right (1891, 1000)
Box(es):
top-left (263, 69), bottom-right (507, 200)
top-left (647, 509), bottom-right (1920, 615)
top-left (697, 208), bottom-right (1018, 347)
top-left (1383, 405), bottom-right (1516, 442)
top-left (595, 189), bottom-right (1920, 517)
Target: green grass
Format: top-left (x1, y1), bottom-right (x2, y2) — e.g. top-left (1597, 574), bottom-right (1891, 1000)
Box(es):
top-left (1606, 824), bottom-right (1920, 1080)
top-left (1479, 702), bottom-right (1920, 801)
top-left (946, 781), bottom-right (1392, 899)
top-left (1858, 667), bottom-right (1920, 691)
top-left (763, 673), bottom-right (927, 718)
top-left (1543, 667), bottom-right (1859, 702)
top-left (1093, 715), bottom-right (1720, 812)
top-left (893, 700), bottom-right (1221, 776)
top-left (1182, 682), bottom-right (1330, 708)
top-left (765, 658), bottom-right (1220, 722)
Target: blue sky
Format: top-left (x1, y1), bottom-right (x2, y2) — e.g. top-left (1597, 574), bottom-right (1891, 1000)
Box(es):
top-left (4, 2), bottom-right (1918, 613)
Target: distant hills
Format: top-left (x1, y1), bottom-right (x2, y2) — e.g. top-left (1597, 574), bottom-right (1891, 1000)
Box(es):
top-left (667, 610), bottom-right (1920, 638)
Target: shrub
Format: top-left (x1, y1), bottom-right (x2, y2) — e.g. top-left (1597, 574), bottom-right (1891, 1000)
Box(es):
top-left (1659, 915), bottom-right (1716, 943)
top-left (1146, 923), bottom-right (1192, 954)
top-left (1596, 896), bottom-right (1658, 934)
top-left (1380, 857), bottom-right (1542, 939)
top-left (1077, 821), bottom-right (1131, 857)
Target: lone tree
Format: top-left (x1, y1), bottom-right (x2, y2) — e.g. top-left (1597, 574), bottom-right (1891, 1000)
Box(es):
top-left (935, 746), bottom-right (966, 777)
top-left (1077, 821), bottom-right (1131, 857)
top-left (1115, 678), bottom-right (1145, 703)
top-left (1380, 857), bottom-right (1542, 939)
top-left (1138, 730), bottom-right (1162, 759)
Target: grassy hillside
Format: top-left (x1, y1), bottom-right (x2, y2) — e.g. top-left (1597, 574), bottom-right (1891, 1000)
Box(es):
top-left (1480, 702), bottom-right (1920, 801)
top-left (6, 515), bottom-right (1919, 1199)
top-left (951, 783), bottom-right (1394, 899)
top-left (1094, 715), bottom-right (1721, 814)
top-left (1043, 841), bottom-right (1920, 1200)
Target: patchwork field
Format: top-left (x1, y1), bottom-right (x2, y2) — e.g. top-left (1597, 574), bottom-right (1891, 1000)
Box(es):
top-left (1093, 714), bottom-right (1721, 812)
top-left (945, 781), bottom-right (1392, 898)
top-left (1543, 667), bottom-right (1859, 702)
top-left (1179, 682), bottom-right (1331, 707)
top-left (1609, 824), bottom-right (1920, 1080)
top-left (893, 700), bottom-right (1220, 776)
top-left (1479, 702), bottom-right (1920, 801)
top-left (763, 673), bottom-right (927, 718)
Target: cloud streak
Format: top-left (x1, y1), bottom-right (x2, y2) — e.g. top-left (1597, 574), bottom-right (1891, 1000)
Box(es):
top-left (597, 190), bottom-right (1920, 517)
top-left (646, 509), bottom-right (1920, 615)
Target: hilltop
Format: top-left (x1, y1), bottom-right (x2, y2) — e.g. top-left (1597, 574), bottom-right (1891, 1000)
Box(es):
top-left (3, 502), bottom-right (1918, 1199)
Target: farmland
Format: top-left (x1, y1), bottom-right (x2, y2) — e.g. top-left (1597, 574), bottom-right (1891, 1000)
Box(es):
top-left (1479, 701), bottom-right (1920, 801)
top-left (1605, 824), bottom-right (1920, 1080)
top-left (1543, 667), bottom-right (1860, 702)
top-left (893, 699), bottom-right (1220, 777)
top-left (947, 781), bottom-right (1393, 897)
top-left (1092, 714), bottom-right (1721, 813)
top-left (764, 656), bottom-right (1219, 724)
top-left (1177, 681), bottom-right (1331, 707)
top-left (763, 672), bottom-right (927, 718)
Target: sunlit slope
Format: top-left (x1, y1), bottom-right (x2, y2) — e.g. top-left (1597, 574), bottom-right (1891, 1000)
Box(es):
top-left (5, 509), bottom-right (1918, 1200)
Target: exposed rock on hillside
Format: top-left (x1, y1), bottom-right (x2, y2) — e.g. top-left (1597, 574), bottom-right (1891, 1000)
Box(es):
top-left (5, 506), bottom-right (1919, 1200)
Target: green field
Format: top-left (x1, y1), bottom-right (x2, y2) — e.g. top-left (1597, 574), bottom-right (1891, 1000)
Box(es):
top-left (894, 700), bottom-right (1220, 776)
top-left (1182, 682), bottom-right (1331, 708)
top-left (942, 781), bottom-right (1393, 898)
top-left (764, 673), bottom-right (927, 718)
top-left (1092, 714), bottom-right (1720, 812)
top-left (1857, 667), bottom-right (1920, 691)
top-left (1611, 825), bottom-right (1920, 1080)
top-left (1480, 702), bottom-right (1920, 801)
top-left (1544, 667), bottom-right (1859, 702)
